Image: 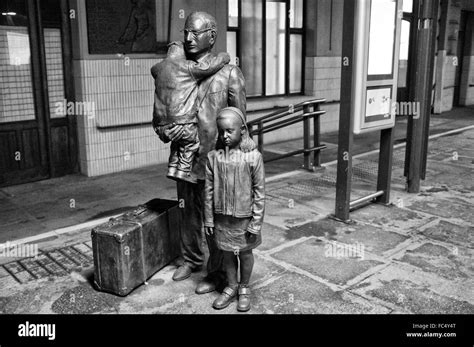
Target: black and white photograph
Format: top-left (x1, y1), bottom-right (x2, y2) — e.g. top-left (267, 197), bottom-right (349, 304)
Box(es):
top-left (0, 0), bottom-right (472, 344)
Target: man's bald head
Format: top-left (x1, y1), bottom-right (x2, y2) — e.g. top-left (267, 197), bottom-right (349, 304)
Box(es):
top-left (185, 11), bottom-right (217, 34)
top-left (184, 11), bottom-right (218, 60)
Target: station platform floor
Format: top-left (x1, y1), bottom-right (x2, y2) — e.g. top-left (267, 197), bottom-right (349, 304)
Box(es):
top-left (0, 106), bottom-right (472, 315)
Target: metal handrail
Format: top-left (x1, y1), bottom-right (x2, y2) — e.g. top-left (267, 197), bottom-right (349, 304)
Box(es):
top-left (247, 98), bottom-right (327, 170)
top-left (247, 98), bottom-right (326, 126)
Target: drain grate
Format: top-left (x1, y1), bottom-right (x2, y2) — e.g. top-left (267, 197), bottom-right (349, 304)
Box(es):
top-left (19, 258), bottom-right (50, 280)
top-left (47, 250), bottom-right (81, 271)
top-left (1, 242), bottom-right (94, 285)
top-left (59, 247), bottom-right (91, 267)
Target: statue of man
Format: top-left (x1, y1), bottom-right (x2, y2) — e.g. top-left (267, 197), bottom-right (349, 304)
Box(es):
top-left (153, 11), bottom-right (246, 295)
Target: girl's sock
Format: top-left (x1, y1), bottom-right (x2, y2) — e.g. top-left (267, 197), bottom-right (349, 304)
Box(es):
top-left (238, 250), bottom-right (254, 285)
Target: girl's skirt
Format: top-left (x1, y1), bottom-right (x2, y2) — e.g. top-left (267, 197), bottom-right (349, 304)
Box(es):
top-left (214, 214), bottom-right (262, 252)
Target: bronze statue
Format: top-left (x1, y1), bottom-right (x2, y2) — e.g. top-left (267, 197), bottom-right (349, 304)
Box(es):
top-left (151, 41), bottom-right (230, 183)
top-left (204, 107), bottom-right (265, 311)
top-left (153, 11), bottom-right (246, 294)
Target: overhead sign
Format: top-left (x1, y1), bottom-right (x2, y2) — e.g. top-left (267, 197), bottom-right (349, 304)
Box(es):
top-left (352, 0), bottom-right (402, 134)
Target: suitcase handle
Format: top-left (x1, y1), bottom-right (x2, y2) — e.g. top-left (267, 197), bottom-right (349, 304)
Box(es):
top-left (132, 205), bottom-right (148, 216)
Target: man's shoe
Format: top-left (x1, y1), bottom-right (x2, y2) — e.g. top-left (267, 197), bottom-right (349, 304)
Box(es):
top-left (212, 286), bottom-right (237, 310)
top-left (237, 285), bottom-right (251, 312)
top-left (195, 277), bottom-right (217, 294)
top-left (172, 264), bottom-right (194, 281)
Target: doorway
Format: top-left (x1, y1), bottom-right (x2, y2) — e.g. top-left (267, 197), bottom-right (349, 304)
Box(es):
top-left (0, 0), bottom-right (77, 187)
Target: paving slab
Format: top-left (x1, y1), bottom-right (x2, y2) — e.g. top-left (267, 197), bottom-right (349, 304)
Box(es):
top-left (420, 220), bottom-right (474, 248)
top-left (0, 276), bottom-right (93, 314)
top-left (0, 275), bottom-right (21, 297)
top-left (0, 221), bottom-right (49, 244)
top-left (420, 161), bottom-right (473, 188)
top-left (113, 257), bottom-right (286, 314)
top-left (51, 284), bottom-right (120, 314)
top-left (0, 204), bottom-right (32, 225)
top-left (251, 272), bottom-right (390, 314)
top-left (351, 264), bottom-right (474, 313)
top-left (365, 278), bottom-right (473, 314)
top-left (324, 222), bottom-right (409, 257)
top-left (264, 198), bottom-right (324, 230)
top-left (281, 218), bottom-right (408, 257)
top-left (350, 204), bottom-right (437, 234)
top-left (258, 223), bottom-right (291, 252)
top-left (406, 196), bottom-right (474, 225)
top-left (280, 218), bottom-right (340, 240)
top-left (395, 242), bottom-right (473, 281)
top-left (271, 238), bottom-right (384, 286)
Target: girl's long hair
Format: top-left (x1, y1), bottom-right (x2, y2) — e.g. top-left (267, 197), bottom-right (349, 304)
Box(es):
top-left (216, 107), bottom-right (257, 153)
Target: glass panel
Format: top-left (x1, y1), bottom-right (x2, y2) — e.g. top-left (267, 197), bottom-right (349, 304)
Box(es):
top-left (226, 31), bottom-right (238, 66)
top-left (402, 0), bottom-right (412, 13)
top-left (398, 20), bottom-right (410, 88)
top-left (265, 1), bottom-right (286, 95)
top-left (44, 28), bottom-right (66, 119)
top-left (0, 1), bottom-right (36, 123)
top-left (290, 0), bottom-right (303, 28)
top-left (289, 34), bottom-right (302, 93)
top-left (242, 0), bottom-right (263, 96)
top-left (40, 0), bottom-right (61, 28)
top-left (367, 0), bottom-right (397, 76)
top-left (228, 0), bottom-right (239, 27)
top-left (40, 1), bottom-right (67, 119)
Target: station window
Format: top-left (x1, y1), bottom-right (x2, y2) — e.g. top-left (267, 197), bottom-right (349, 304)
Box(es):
top-left (227, 0), bottom-right (305, 97)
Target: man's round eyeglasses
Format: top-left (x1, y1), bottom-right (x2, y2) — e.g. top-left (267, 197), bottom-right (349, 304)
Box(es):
top-left (181, 28), bottom-right (212, 38)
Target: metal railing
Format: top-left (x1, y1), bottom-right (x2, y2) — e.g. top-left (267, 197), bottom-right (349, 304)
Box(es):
top-left (247, 98), bottom-right (327, 170)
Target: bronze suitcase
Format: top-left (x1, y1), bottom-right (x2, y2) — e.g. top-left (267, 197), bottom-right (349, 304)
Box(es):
top-left (91, 199), bottom-right (181, 296)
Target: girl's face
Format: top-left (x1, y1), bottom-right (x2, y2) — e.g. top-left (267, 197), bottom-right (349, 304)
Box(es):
top-left (217, 112), bottom-right (245, 150)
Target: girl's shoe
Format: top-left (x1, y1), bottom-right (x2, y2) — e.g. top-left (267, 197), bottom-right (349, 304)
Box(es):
top-left (237, 285), bottom-right (251, 312)
top-left (212, 286), bottom-right (237, 310)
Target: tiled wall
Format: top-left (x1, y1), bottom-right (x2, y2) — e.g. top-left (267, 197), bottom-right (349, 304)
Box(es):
top-left (305, 56), bottom-right (341, 103)
top-left (305, 56), bottom-right (341, 133)
top-left (434, 53), bottom-right (463, 113)
top-left (74, 58), bottom-right (169, 177)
